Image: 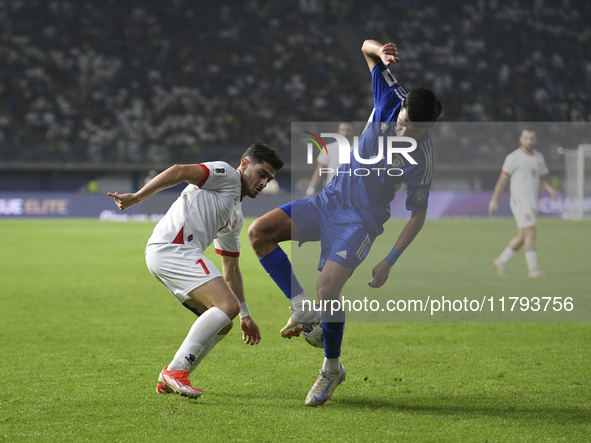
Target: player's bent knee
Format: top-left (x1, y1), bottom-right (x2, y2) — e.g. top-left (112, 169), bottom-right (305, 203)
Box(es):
top-left (248, 218), bottom-right (272, 251)
top-left (247, 220), bottom-right (263, 247)
top-left (217, 298), bottom-right (240, 320)
top-left (248, 210), bottom-right (291, 250)
top-left (219, 321), bottom-right (233, 335)
top-left (248, 218), bottom-right (278, 254)
top-left (316, 283), bottom-right (342, 302)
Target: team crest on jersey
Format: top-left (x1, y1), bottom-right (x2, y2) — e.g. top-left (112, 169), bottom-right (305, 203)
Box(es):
top-left (380, 123), bottom-right (390, 134)
top-left (391, 154), bottom-right (405, 168)
top-left (213, 167), bottom-right (226, 177)
top-left (232, 219), bottom-right (238, 229)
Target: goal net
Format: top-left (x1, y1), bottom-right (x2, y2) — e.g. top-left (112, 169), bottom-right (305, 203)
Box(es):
top-left (563, 144), bottom-right (591, 219)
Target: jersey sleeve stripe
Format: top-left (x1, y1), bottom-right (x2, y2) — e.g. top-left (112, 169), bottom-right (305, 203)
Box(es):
top-left (197, 164), bottom-right (210, 188)
top-left (501, 170), bottom-right (511, 177)
top-left (394, 85), bottom-right (407, 102)
top-left (215, 248), bottom-right (240, 257)
top-left (419, 138), bottom-right (433, 185)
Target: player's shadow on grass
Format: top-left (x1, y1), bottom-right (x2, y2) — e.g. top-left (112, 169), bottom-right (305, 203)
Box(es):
top-left (336, 398), bottom-right (590, 425)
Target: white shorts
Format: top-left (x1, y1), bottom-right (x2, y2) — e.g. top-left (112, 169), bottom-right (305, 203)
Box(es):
top-left (145, 243), bottom-right (222, 303)
top-left (510, 199), bottom-right (537, 229)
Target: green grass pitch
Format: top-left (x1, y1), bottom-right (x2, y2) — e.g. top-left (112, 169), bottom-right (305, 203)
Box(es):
top-left (0, 217), bottom-right (589, 442)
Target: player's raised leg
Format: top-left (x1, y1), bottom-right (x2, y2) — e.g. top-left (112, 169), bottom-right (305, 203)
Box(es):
top-left (249, 206), bottom-right (321, 338)
top-left (305, 260), bottom-right (349, 406)
top-left (159, 277), bottom-right (239, 398)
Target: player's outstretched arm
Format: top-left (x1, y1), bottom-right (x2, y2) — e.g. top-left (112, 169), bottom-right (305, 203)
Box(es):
top-left (488, 172), bottom-right (509, 215)
top-left (369, 209), bottom-right (426, 288)
top-left (362, 39), bottom-right (399, 72)
top-left (221, 255), bottom-right (261, 346)
top-left (107, 164), bottom-right (206, 211)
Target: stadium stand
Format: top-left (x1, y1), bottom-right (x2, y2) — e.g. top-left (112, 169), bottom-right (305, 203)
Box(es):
top-left (0, 0), bottom-right (589, 190)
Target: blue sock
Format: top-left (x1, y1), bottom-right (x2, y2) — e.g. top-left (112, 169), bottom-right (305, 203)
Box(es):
top-left (259, 247), bottom-right (304, 300)
top-left (321, 311), bottom-right (345, 359)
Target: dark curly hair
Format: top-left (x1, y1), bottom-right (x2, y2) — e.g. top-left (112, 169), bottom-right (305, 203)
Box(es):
top-left (241, 142), bottom-right (284, 171)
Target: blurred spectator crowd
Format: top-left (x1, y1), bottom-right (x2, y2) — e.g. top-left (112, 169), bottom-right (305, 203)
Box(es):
top-left (0, 0), bottom-right (589, 165)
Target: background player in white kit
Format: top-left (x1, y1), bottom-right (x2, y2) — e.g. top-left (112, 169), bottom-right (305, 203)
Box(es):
top-left (488, 129), bottom-right (558, 277)
top-left (108, 143), bottom-right (283, 398)
top-left (304, 122), bottom-right (354, 198)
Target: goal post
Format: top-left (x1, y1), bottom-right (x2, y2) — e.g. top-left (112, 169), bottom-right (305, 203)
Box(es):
top-left (563, 144), bottom-right (591, 220)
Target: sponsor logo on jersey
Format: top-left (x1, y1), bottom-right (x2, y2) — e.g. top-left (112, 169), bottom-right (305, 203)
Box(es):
top-left (336, 250), bottom-right (348, 259)
top-left (213, 167), bottom-right (226, 177)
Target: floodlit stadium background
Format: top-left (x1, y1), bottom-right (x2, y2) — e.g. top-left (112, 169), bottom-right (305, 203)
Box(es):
top-left (1, 3), bottom-right (590, 441)
top-left (1, 0), bottom-right (590, 208)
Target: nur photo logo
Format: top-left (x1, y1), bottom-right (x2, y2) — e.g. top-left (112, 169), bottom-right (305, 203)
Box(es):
top-left (302, 131), bottom-right (418, 177)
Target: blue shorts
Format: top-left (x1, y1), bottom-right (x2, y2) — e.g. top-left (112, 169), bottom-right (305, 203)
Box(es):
top-left (279, 197), bottom-right (373, 271)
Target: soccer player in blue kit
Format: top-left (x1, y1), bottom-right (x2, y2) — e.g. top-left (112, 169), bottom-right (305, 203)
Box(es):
top-left (249, 40), bottom-right (442, 406)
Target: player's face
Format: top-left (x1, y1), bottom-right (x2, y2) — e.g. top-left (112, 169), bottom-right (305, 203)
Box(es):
top-left (395, 108), bottom-right (426, 139)
top-left (337, 123), bottom-right (354, 141)
top-left (240, 160), bottom-right (276, 198)
top-left (520, 131), bottom-right (537, 152)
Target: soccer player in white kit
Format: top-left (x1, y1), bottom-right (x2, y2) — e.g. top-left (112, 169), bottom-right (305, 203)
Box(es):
top-left (488, 130), bottom-right (558, 277)
top-left (108, 143), bottom-right (283, 398)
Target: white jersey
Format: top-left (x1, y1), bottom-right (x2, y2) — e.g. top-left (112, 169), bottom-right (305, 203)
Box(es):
top-left (315, 141), bottom-right (341, 185)
top-left (147, 161), bottom-right (243, 257)
top-left (501, 148), bottom-right (549, 209)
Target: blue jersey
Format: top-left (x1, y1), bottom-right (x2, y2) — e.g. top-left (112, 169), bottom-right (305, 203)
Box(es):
top-left (319, 62), bottom-right (433, 239)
